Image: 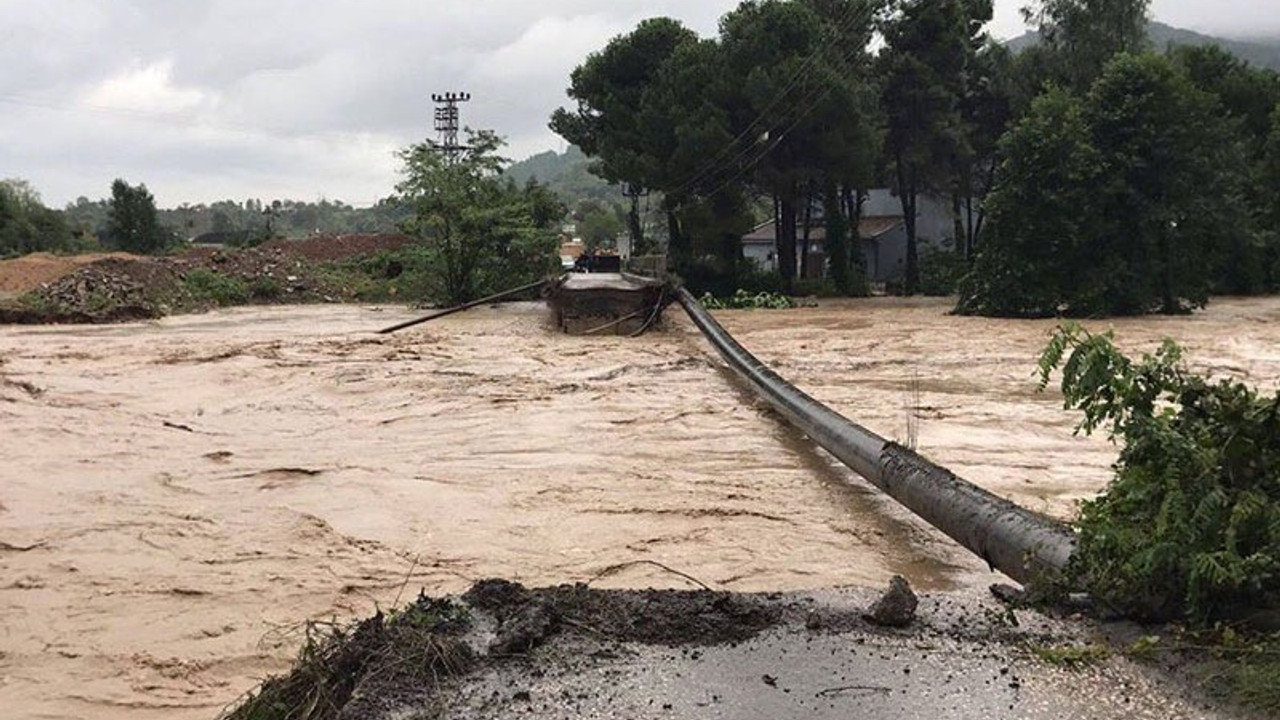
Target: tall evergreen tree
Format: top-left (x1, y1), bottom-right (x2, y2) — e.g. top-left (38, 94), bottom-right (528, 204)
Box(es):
top-left (878, 0), bottom-right (982, 294)
top-left (106, 179), bottom-right (171, 255)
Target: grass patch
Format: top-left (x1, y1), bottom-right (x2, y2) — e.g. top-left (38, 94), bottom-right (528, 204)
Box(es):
top-left (1233, 658), bottom-right (1280, 713)
top-left (1031, 643), bottom-right (1110, 668)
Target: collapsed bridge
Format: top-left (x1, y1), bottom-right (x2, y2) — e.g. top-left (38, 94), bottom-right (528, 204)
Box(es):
top-left (383, 273), bottom-right (1077, 587)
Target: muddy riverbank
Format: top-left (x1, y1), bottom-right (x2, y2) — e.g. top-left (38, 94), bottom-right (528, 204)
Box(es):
top-left (225, 581), bottom-right (1225, 720)
top-left (2, 297), bottom-right (1278, 718)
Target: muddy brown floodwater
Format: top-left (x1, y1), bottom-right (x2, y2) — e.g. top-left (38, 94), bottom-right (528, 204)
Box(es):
top-left (2, 297), bottom-right (1278, 719)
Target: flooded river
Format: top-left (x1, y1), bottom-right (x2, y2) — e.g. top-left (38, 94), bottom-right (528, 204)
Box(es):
top-left (2, 297), bottom-right (1278, 719)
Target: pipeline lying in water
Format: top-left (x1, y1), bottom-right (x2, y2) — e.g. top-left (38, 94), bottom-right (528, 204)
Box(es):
top-left (676, 287), bottom-right (1075, 586)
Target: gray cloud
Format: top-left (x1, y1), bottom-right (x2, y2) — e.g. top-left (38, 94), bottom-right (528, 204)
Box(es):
top-left (0, 0), bottom-right (1274, 208)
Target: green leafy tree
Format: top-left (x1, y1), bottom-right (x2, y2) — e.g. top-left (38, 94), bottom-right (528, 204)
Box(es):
top-left (1085, 53), bottom-right (1241, 314)
top-left (956, 88), bottom-right (1099, 316)
top-left (1023, 0), bottom-right (1151, 90)
top-left (953, 38), bottom-right (1015, 261)
top-left (573, 200), bottom-right (624, 252)
top-left (396, 129), bottom-right (565, 305)
top-left (1169, 44), bottom-right (1280, 155)
top-left (106, 179), bottom-right (172, 254)
top-left (1170, 45), bottom-right (1280, 294)
top-left (1039, 325), bottom-right (1280, 623)
top-left (878, 0), bottom-right (985, 294)
top-left (961, 53), bottom-right (1246, 316)
top-left (805, 0), bottom-right (881, 296)
top-left (551, 18), bottom-right (698, 258)
top-left (719, 0), bottom-right (830, 285)
top-left (552, 1), bottom-right (883, 293)
top-left (645, 34), bottom-right (753, 273)
top-left (0, 179), bottom-right (75, 257)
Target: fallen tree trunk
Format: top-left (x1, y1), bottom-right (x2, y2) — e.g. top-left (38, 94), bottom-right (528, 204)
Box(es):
top-left (676, 288), bottom-right (1075, 586)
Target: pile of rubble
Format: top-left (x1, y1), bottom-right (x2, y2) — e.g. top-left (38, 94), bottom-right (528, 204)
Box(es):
top-left (0, 234), bottom-right (418, 324)
top-left (2, 257), bottom-right (181, 323)
top-left (259, 232), bottom-right (414, 262)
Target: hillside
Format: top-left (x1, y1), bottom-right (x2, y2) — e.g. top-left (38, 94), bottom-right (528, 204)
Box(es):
top-left (1006, 21), bottom-right (1280, 72)
top-left (503, 145), bottom-right (617, 202)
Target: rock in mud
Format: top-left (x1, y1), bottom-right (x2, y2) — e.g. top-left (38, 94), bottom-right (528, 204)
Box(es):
top-left (489, 599), bottom-right (559, 656)
top-left (865, 575), bottom-right (918, 627)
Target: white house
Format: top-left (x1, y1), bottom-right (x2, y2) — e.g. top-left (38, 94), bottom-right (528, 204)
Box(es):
top-left (741, 190), bottom-right (952, 284)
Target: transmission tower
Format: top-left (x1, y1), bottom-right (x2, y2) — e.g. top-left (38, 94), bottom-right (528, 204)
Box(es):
top-left (430, 91), bottom-right (471, 162)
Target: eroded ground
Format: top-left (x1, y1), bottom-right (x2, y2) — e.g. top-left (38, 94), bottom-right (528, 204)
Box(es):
top-left (1, 297), bottom-right (1278, 719)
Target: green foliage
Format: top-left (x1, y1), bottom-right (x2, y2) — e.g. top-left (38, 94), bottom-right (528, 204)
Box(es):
top-left (1031, 644), bottom-right (1111, 668)
top-left (961, 53), bottom-right (1247, 317)
top-left (917, 241), bottom-right (966, 296)
top-left (248, 276), bottom-right (283, 301)
top-left (107, 179), bottom-right (174, 254)
top-left (957, 88), bottom-right (1100, 317)
top-left (552, 2), bottom-right (882, 288)
top-left (396, 129), bottom-right (565, 306)
top-left (1039, 325), bottom-right (1280, 623)
top-left (700, 289), bottom-right (795, 310)
top-left (182, 268), bottom-right (250, 306)
top-left (879, 0), bottom-right (989, 293)
top-left (573, 199), bottom-right (625, 252)
top-left (0, 179), bottom-right (77, 257)
top-left (1023, 0), bottom-right (1151, 90)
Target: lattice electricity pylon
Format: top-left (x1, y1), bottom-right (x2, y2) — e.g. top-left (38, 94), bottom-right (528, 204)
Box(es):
top-left (430, 92), bottom-right (471, 162)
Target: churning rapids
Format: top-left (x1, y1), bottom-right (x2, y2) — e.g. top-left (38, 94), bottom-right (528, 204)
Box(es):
top-left (2, 297), bottom-right (1278, 719)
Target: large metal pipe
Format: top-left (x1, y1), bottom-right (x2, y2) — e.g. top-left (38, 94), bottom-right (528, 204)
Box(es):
top-left (677, 288), bottom-right (1075, 586)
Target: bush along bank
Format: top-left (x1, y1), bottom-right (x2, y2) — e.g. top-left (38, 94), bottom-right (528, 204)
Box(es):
top-left (1038, 324), bottom-right (1280, 714)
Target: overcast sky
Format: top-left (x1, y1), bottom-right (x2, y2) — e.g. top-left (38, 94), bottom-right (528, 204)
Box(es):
top-left (1, 0), bottom-right (1274, 208)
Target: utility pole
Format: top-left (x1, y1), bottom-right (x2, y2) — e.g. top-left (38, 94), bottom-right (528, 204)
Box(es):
top-left (430, 92), bottom-right (471, 162)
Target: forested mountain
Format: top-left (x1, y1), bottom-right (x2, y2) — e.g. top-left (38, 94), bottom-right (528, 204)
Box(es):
top-left (503, 145), bottom-right (616, 202)
top-left (1007, 21), bottom-right (1280, 71)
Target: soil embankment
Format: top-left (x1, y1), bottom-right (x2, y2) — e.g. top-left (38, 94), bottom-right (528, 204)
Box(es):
top-left (0, 234), bottom-right (412, 323)
top-left (1, 298), bottom-right (1278, 718)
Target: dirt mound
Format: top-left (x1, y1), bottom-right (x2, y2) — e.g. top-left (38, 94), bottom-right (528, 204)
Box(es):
top-left (258, 233), bottom-right (415, 263)
top-left (0, 236), bottom-right (411, 300)
top-left (464, 579), bottom-right (780, 651)
top-left (0, 258), bottom-right (179, 323)
top-left (0, 252), bottom-right (142, 296)
top-left (223, 582), bottom-right (783, 720)
top-left (0, 234), bottom-right (417, 324)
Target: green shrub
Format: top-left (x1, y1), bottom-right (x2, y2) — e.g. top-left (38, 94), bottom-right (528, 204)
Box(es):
top-left (1039, 325), bottom-right (1280, 623)
top-left (183, 268), bottom-right (249, 306)
top-left (700, 289), bottom-right (794, 310)
top-left (249, 276), bottom-right (283, 301)
top-left (918, 242), bottom-right (966, 296)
